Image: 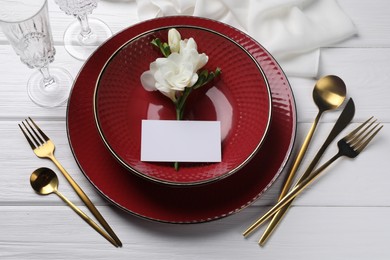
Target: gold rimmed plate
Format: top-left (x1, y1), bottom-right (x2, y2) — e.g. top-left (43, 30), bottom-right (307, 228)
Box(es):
top-left (67, 16), bottom-right (296, 223)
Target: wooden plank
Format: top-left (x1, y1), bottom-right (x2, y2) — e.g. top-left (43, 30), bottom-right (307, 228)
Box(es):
top-left (0, 206), bottom-right (389, 259)
top-left (336, 0), bottom-right (390, 47)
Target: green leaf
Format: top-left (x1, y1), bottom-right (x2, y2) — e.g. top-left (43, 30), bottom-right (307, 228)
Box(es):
top-left (151, 38), bottom-right (171, 57)
top-left (192, 68), bottom-right (222, 90)
top-left (192, 70), bottom-right (208, 89)
top-left (151, 38), bottom-right (162, 48)
top-left (162, 43), bottom-right (171, 57)
top-left (215, 67), bottom-right (222, 77)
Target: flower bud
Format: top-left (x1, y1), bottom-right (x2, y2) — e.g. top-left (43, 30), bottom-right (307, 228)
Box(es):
top-left (168, 28), bottom-right (181, 53)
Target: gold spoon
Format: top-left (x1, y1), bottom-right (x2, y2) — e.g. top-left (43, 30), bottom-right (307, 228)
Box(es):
top-left (257, 75), bottom-right (347, 244)
top-left (30, 167), bottom-right (119, 247)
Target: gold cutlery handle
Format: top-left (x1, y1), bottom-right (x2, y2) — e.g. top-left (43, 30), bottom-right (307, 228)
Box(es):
top-left (243, 153), bottom-right (340, 237)
top-left (254, 114), bottom-right (319, 244)
top-left (259, 203), bottom-right (289, 245)
top-left (55, 190), bottom-right (118, 247)
top-left (49, 155), bottom-right (122, 247)
top-left (260, 99), bottom-right (355, 245)
top-left (279, 112), bottom-right (321, 200)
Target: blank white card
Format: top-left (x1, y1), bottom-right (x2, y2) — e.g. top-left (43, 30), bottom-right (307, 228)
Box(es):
top-left (141, 120), bottom-right (221, 162)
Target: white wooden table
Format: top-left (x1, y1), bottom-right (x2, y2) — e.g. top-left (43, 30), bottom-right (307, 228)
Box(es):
top-left (1, 0), bottom-right (389, 259)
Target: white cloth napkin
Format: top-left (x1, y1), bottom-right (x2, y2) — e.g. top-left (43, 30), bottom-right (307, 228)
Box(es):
top-left (135, 0), bottom-right (357, 78)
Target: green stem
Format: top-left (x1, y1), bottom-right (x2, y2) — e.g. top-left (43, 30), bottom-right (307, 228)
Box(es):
top-left (176, 105), bottom-right (182, 121)
top-left (173, 105), bottom-right (179, 170)
top-left (174, 161), bottom-right (179, 171)
top-left (173, 87), bottom-right (193, 171)
top-left (178, 88), bottom-right (192, 114)
top-left (174, 100), bottom-right (182, 171)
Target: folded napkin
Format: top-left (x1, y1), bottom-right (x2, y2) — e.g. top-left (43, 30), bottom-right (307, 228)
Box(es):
top-left (135, 0), bottom-right (357, 78)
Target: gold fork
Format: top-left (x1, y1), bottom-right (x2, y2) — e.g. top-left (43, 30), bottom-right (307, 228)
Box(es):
top-left (19, 117), bottom-right (122, 247)
top-left (243, 117), bottom-right (383, 239)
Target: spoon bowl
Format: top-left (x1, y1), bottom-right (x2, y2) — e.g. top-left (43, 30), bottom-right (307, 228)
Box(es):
top-left (30, 167), bottom-right (119, 247)
top-left (30, 167), bottom-right (59, 195)
top-left (313, 75), bottom-right (347, 111)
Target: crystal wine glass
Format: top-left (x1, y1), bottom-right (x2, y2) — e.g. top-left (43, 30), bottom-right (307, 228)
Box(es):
top-left (55, 0), bottom-right (112, 60)
top-left (0, 0), bottom-right (73, 107)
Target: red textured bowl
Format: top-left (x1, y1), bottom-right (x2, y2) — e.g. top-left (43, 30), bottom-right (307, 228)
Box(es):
top-left (93, 26), bottom-right (272, 185)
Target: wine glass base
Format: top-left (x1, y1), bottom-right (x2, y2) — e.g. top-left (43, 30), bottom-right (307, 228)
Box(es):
top-left (27, 67), bottom-right (73, 108)
top-left (63, 17), bottom-right (112, 60)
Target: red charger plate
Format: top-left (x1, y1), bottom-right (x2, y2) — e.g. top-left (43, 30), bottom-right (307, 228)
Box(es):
top-left (94, 26), bottom-right (272, 185)
top-left (67, 16), bottom-right (296, 223)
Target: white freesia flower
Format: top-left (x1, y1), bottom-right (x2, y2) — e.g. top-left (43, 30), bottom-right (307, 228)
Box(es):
top-left (168, 28), bottom-right (181, 53)
top-left (141, 37), bottom-right (208, 102)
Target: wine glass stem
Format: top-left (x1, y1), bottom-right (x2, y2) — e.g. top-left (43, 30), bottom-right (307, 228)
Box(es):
top-left (77, 14), bottom-right (92, 38)
top-left (39, 66), bottom-right (55, 87)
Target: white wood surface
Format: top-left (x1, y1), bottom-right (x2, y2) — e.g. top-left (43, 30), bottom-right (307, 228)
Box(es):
top-left (1, 0), bottom-right (390, 259)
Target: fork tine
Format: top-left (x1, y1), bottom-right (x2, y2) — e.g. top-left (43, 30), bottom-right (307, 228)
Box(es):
top-left (352, 122), bottom-right (380, 148)
top-left (28, 117), bottom-right (49, 142)
top-left (349, 119), bottom-right (377, 147)
top-left (18, 124), bottom-right (37, 150)
top-left (21, 121), bottom-right (41, 147)
top-left (356, 124), bottom-right (383, 153)
top-left (344, 116), bottom-right (373, 142)
top-left (25, 119), bottom-right (45, 145)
